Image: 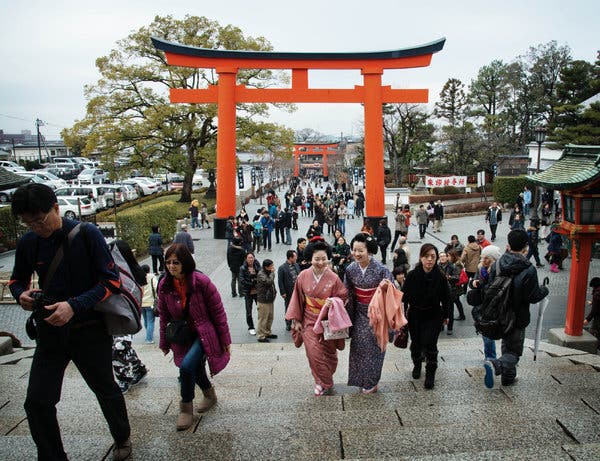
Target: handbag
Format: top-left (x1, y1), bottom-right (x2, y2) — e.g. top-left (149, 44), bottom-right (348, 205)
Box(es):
top-left (321, 320), bottom-right (349, 340)
top-left (165, 297), bottom-right (196, 344)
top-left (393, 324), bottom-right (409, 348)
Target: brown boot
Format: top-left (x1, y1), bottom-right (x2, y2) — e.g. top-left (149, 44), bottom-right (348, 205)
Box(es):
top-left (176, 401), bottom-right (194, 431)
top-left (196, 386), bottom-right (217, 413)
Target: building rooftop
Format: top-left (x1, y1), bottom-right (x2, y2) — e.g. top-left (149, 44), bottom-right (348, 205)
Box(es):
top-left (527, 144), bottom-right (600, 189)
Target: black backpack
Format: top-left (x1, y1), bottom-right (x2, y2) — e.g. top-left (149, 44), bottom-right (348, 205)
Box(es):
top-left (473, 261), bottom-right (516, 340)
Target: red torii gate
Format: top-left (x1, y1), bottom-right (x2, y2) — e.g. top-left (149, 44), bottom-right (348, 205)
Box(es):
top-left (293, 143), bottom-right (339, 179)
top-left (152, 37), bottom-right (445, 237)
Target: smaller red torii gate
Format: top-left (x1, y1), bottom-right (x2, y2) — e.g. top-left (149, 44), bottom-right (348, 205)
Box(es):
top-left (293, 143), bottom-right (339, 179)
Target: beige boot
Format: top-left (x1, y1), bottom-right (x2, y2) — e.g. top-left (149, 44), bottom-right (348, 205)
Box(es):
top-left (196, 386), bottom-right (217, 413)
top-left (176, 401), bottom-right (194, 431)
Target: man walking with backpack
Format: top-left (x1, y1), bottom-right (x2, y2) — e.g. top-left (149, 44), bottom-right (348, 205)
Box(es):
top-left (483, 229), bottom-right (549, 388)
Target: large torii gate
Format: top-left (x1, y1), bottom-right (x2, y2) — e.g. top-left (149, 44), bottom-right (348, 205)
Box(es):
top-left (152, 37), bottom-right (445, 237)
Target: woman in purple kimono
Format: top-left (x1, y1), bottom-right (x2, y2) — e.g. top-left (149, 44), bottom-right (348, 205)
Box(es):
top-left (286, 241), bottom-right (348, 396)
top-left (345, 232), bottom-right (393, 393)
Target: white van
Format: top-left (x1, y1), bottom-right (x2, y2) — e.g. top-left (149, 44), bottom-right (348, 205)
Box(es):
top-left (54, 185), bottom-right (109, 210)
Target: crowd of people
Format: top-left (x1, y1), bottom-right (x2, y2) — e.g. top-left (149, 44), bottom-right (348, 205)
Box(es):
top-left (8, 179), bottom-right (599, 460)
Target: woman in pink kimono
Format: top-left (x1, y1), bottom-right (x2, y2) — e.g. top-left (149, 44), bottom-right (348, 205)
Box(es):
top-left (286, 241), bottom-right (348, 396)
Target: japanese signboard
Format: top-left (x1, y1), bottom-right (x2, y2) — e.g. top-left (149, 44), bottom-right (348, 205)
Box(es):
top-left (425, 175), bottom-right (467, 188)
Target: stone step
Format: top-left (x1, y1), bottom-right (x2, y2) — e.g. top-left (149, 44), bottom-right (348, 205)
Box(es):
top-left (0, 348), bottom-right (34, 365)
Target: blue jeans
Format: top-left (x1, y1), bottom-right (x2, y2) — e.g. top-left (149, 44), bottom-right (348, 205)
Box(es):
top-left (338, 219), bottom-right (346, 235)
top-left (262, 229), bottom-right (272, 250)
top-left (285, 227), bottom-right (292, 244)
top-left (179, 338), bottom-right (211, 402)
top-left (141, 308), bottom-right (155, 342)
top-left (483, 336), bottom-right (496, 360)
top-left (190, 216), bottom-right (199, 228)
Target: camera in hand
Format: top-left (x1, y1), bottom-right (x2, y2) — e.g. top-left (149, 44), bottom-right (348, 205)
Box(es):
top-left (30, 292), bottom-right (56, 320)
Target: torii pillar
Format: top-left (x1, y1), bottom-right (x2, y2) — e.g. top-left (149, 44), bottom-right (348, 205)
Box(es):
top-left (152, 37), bottom-right (445, 238)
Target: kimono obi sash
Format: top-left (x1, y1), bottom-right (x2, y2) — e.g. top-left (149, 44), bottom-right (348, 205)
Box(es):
top-left (355, 286), bottom-right (377, 305)
top-left (305, 296), bottom-right (327, 314)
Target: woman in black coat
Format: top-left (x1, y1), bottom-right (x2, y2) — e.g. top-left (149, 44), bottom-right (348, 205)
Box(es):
top-left (401, 243), bottom-right (450, 390)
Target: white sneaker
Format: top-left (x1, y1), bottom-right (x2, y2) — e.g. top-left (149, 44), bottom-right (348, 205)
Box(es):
top-left (248, 328), bottom-right (256, 336)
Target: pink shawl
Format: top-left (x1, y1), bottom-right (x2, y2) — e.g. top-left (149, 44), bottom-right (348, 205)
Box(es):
top-left (368, 281), bottom-right (407, 352)
top-left (313, 297), bottom-right (352, 334)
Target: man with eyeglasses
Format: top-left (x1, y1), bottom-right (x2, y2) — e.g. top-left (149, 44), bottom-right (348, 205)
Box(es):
top-left (9, 184), bottom-right (132, 461)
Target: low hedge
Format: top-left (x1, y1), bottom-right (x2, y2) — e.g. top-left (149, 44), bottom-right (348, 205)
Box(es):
top-left (431, 186), bottom-right (461, 195)
top-left (492, 176), bottom-right (527, 206)
top-left (116, 202), bottom-right (179, 256)
top-left (0, 207), bottom-right (18, 251)
top-left (409, 192), bottom-right (489, 204)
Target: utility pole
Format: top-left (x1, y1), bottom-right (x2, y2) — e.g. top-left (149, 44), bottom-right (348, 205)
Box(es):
top-left (35, 119), bottom-right (45, 164)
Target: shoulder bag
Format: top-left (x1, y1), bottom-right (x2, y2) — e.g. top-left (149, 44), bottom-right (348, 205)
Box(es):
top-left (165, 295), bottom-right (197, 344)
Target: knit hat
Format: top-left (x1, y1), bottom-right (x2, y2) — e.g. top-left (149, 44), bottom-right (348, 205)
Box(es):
top-left (480, 245), bottom-right (502, 261)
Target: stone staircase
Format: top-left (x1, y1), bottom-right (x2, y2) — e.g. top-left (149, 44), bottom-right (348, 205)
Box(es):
top-left (1, 337), bottom-right (599, 460)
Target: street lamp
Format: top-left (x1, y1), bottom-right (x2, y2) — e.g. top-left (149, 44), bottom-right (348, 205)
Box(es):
top-left (534, 126), bottom-right (547, 173)
top-left (531, 126), bottom-right (547, 220)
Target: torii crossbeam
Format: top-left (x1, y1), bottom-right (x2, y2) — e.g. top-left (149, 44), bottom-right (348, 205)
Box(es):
top-left (152, 36), bottom-right (445, 237)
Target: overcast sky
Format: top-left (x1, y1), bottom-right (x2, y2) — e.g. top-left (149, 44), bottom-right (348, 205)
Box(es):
top-left (1, 0), bottom-right (598, 140)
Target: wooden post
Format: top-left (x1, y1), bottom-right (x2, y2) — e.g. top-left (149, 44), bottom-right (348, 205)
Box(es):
top-left (293, 151), bottom-right (300, 177)
top-left (564, 237), bottom-right (593, 336)
top-left (214, 68), bottom-right (238, 238)
top-left (362, 69), bottom-right (385, 218)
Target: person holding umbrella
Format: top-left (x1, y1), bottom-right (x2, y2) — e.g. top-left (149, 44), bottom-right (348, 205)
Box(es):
top-left (483, 230), bottom-right (549, 388)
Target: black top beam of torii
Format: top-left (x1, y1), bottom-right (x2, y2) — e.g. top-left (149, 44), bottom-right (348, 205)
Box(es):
top-left (151, 36), bottom-right (446, 61)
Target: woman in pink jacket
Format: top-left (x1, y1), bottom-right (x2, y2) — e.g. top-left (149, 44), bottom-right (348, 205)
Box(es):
top-left (158, 244), bottom-right (232, 431)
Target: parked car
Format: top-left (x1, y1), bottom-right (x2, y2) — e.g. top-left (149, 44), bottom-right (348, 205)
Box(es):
top-left (122, 177), bottom-right (162, 196)
top-left (54, 185), bottom-right (109, 209)
top-left (72, 157), bottom-right (98, 168)
top-left (0, 161), bottom-right (26, 173)
top-left (19, 170), bottom-right (67, 190)
top-left (57, 196), bottom-right (97, 219)
top-left (51, 157), bottom-right (84, 173)
top-left (77, 168), bottom-right (108, 184)
top-left (44, 165), bottom-right (80, 181)
top-left (102, 184), bottom-right (127, 207)
top-left (192, 169), bottom-right (205, 186)
top-left (117, 183), bottom-right (139, 201)
top-left (167, 174), bottom-right (185, 190)
top-left (0, 186), bottom-right (18, 203)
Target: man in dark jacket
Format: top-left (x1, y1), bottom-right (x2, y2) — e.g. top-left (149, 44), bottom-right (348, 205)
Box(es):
top-left (9, 184), bottom-right (132, 460)
top-left (376, 219), bottom-right (392, 264)
top-left (483, 229), bottom-right (549, 388)
top-left (227, 237), bottom-right (246, 297)
top-left (278, 250), bottom-right (300, 331)
top-left (225, 215), bottom-right (236, 247)
top-left (485, 201), bottom-right (502, 242)
top-left (433, 200), bottom-right (444, 232)
top-left (296, 237), bottom-right (310, 271)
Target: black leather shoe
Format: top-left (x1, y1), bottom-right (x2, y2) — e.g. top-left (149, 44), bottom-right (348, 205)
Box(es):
top-left (267, 334), bottom-right (278, 339)
top-left (257, 338), bottom-right (270, 343)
